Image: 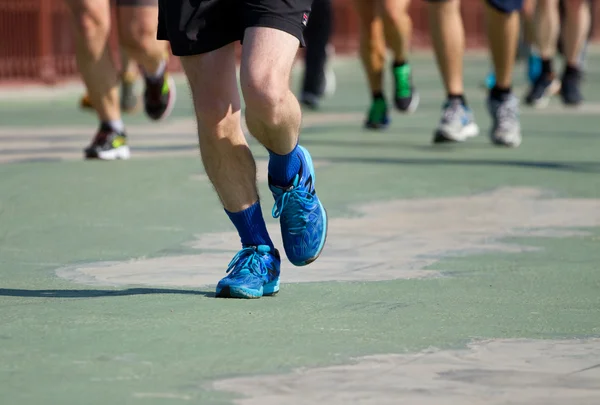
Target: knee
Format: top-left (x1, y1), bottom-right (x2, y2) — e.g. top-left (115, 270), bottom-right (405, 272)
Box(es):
top-left (381, 1), bottom-right (408, 24)
top-left (119, 20), bottom-right (158, 56)
top-left (193, 96), bottom-right (241, 140)
top-left (521, 0), bottom-right (535, 17)
top-left (380, 11), bottom-right (399, 28)
top-left (240, 66), bottom-right (288, 127)
top-left (70, 6), bottom-right (110, 55)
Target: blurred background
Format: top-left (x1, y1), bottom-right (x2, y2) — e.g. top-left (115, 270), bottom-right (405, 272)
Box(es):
top-left (2, 0), bottom-right (598, 86)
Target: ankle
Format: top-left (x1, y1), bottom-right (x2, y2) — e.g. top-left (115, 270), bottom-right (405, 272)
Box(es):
top-left (447, 94), bottom-right (467, 106)
top-left (564, 64), bottom-right (580, 76)
top-left (541, 58), bottom-right (553, 75)
top-left (268, 145), bottom-right (302, 187)
top-left (490, 86), bottom-right (512, 101)
top-left (101, 119), bottom-right (125, 133)
top-left (145, 59), bottom-right (167, 81)
top-left (226, 202), bottom-right (274, 249)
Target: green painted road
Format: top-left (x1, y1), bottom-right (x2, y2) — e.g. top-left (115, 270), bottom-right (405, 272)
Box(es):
top-left (1, 52), bottom-right (599, 404)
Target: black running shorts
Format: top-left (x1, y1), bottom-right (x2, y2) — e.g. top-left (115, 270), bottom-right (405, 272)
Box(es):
top-left (157, 0), bottom-right (313, 56)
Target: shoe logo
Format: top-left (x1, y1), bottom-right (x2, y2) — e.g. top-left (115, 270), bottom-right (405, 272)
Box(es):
top-left (304, 175), bottom-right (313, 192)
top-left (302, 12), bottom-right (309, 26)
top-left (112, 136), bottom-right (126, 148)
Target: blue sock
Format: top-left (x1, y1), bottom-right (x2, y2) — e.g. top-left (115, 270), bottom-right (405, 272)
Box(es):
top-left (225, 202), bottom-right (274, 248)
top-left (268, 145), bottom-right (302, 187)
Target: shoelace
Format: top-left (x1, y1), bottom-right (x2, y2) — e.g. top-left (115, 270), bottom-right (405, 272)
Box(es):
top-left (226, 247), bottom-right (268, 277)
top-left (272, 187), bottom-right (316, 235)
top-left (394, 66), bottom-right (411, 99)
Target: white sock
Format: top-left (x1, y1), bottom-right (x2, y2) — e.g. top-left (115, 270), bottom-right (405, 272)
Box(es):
top-left (105, 119), bottom-right (125, 133)
top-left (146, 59), bottom-right (167, 80)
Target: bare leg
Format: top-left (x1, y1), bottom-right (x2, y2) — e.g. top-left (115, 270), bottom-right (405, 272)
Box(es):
top-left (526, 0), bottom-right (563, 107)
top-left (353, 0), bottom-right (386, 94)
top-left (428, 0), bottom-right (481, 145)
top-left (379, 0), bottom-right (412, 64)
top-left (181, 45), bottom-right (257, 213)
top-left (522, 0), bottom-right (538, 46)
top-left (240, 26), bottom-right (328, 268)
top-left (66, 0), bottom-right (120, 122)
top-left (119, 47), bottom-right (138, 78)
top-left (117, 6), bottom-right (166, 75)
top-left (558, 0), bottom-right (587, 105)
top-left (118, 5), bottom-right (175, 121)
top-left (537, 0), bottom-right (560, 59)
top-left (485, 2), bottom-right (520, 89)
top-left (427, 0), bottom-right (464, 95)
top-left (484, 2), bottom-right (522, 148)
top-left (563, 0), bottom-right (589, 66)
top-left (118, 47), bottom-right (140, 113)
top-left (379, 0), bottom-right (418, 112)
top-left (241, 27), bottom-right (302, 155)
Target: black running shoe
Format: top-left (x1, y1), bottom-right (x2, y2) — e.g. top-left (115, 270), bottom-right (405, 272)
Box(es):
top-left (560, 68), bottom-right (583, 106)
top-left (84, 123), bottom-right (130, 160)
top-left (525, 72), bottom-right (560, 108)
top-left (144, 72), bottom-right (176, 121)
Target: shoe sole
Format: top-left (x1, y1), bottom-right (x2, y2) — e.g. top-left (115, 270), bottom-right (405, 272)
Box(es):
top-left (364, 116), bottom-right (390, 130)
top-left (491, 133), bottom-right (522, 148)
top-left (433, 123), bottom-right (480, 143)
top-left (560, 90), bottom-right (583, 107)
top-left (527, 79), bottom-right (561, 109)
top-left (216, 278), bottom-right (280, 299)
top-left (364, 122), bottom-right (390, 130)
top-left (396, 92), bottom-right (420, 114)
top-left (86, 145), bottom-right (131, 161)
top-left (289, 146), bottom-right (328, 267)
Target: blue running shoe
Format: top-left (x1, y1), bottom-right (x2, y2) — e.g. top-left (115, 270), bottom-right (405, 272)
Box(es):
top-left (527, 51), bottom-right (542, 85)
top-left (484, 70), bottom-right (496, 90)
top-left (433, 99), bottom-right (479, 144)
top-left (269, 146), bottom-right (328, 266)
top-left (215, 245), bottom-right (280, 299)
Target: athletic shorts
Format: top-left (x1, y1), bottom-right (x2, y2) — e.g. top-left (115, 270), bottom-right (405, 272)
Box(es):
top-left (157, 0), bottom-right (313, 56)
